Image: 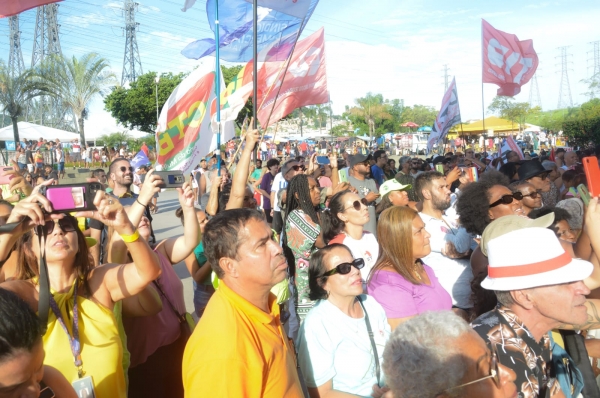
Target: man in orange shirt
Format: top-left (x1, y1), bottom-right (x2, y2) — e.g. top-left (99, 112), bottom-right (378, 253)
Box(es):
top-left (182, 208), bottom-right (304, 397)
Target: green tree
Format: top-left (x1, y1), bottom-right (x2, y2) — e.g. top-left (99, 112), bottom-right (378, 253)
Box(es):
top-left (488, 96), bottom-right (540, 132)
top-left (348, 93), bottom-right (392, 139)
top-left (0, 63), bottom-right (44, 142)
top-left (37, 53), bottom-right (116, 143)
top-left (104, 71), bottom-right (185, 133)
top-left (400, 104), bottom-right (437, 128)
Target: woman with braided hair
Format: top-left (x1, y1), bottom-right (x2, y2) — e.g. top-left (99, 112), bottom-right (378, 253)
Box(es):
top-left (283, 174), bottom-right (325, 321)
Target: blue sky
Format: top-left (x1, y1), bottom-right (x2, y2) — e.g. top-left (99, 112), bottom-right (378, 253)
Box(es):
top-left (1, 0), bottom-right (599, 134)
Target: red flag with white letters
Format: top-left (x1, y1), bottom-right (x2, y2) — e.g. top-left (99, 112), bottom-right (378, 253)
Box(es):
top-left (482, 19), bottom-right (538, 97)
top-left (257, 27), bottom-right (328, 128)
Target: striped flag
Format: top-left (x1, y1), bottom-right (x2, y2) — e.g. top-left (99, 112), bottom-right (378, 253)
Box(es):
top-left (498, 136), bottom-right (524, 164)
top-left (427, 77), bottom-right (461, 152)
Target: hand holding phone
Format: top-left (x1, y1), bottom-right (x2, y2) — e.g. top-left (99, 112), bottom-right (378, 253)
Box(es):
top-left (583, 157), bottom-right (600, 198)
top-left (39, 183), bottom-right (102, 213)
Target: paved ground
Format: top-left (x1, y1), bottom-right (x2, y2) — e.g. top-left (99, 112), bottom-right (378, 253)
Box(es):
top-left (150, 190), bottom-right (196, 314)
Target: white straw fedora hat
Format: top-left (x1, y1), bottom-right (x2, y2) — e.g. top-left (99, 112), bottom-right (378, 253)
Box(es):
top-left (481, 227), bottom-right (593, 291)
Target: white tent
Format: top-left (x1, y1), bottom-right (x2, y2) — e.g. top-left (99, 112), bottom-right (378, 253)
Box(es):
top-left (524, 124), bottom-right (542, 133)
top-left (0, 122), bottom-right (80, 142)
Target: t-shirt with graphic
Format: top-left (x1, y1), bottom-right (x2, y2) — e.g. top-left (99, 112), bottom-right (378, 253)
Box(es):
top-left (271, 172), bottom-right (288, 212)
top-left (260, 172), bottom-right (276, 209)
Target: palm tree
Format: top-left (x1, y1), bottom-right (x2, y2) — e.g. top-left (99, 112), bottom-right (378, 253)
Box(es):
top-left (36, 53), bottom-right (116, 143)
top-left (348, 93), bottom-right (392, 140)
top-left (313, 104), bottom-right (331, 134)
top-left (0, 62), bottom-right (44, 143)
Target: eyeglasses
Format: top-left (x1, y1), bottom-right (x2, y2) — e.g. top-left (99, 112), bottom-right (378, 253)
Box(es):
top-left (489, 192), bottom-right (524, 207)
top-left (343, 198), bottom-right (368, 212)
top-left (447, 347), bottom-right (500, 392)
top-left (120, 166), bottom-right (134, 173)
top-left (33, 217), bottom-right (78, 235)
top-left (290, 165), bottom-right (306, 172)
top-left (321, 258), bottom-right (365, 277)
top-left (520, 191), bottom-right (539, 199)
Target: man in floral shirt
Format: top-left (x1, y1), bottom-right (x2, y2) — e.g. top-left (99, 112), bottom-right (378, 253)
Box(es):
top-left (471, 210), bottom-right (600, 398)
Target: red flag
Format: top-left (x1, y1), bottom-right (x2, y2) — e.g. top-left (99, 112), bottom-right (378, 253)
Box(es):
top-left (257, 27), bottom-right (328, 128)
top-left (0, 0), bottom-right (62, 18)
top-left (550, 147), bottom-right (556, 162)
top-left (482, 19), bottom-right (538, 97)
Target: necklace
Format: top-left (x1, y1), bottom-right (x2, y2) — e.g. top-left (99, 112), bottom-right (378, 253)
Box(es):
top-left (413, 261), bottom-right (423, 281)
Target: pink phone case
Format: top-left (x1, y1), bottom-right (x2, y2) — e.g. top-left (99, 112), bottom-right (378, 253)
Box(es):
top-left (46, 187), bottom-right (86, 210)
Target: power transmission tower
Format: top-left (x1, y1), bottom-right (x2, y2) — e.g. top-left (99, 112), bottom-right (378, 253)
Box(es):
top-left (442, 64), bottom-right (450, 92)
top-left (31, 4), bottom-right (62, 68)
top-left (556, 46), bottom-right (573, 109)
top-left (528, 73), bottom-right (542, 109)
top-left (121, 0), bottom-right (143, 86)
top-left (586, 41), bottom-right (600, 99)
top-left (8, 16), bottom-right (25, 77)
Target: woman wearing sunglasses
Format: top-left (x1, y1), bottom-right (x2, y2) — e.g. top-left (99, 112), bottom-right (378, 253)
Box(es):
top-left (298, 244), bottom-right (391, 398)
top-left (383, 311), bottom-right (517, 398)
top-left (509, 181), bottom-right (542, 216)
top-left (107, 172), bottom-right (198, 398)
top-left (0, 189), bottom-right (161, 398)
top-left (367, 206), bottom-right (452, 330)
top-left (321, 190), bottom-right (378, 284)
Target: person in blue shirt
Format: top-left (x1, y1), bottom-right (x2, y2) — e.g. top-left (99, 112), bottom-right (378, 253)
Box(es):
top-left (370, 150), bottom-right (387, 187)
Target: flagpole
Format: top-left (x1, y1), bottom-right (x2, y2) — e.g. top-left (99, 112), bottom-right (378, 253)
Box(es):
top-left (481, 20), bottom-right (487, 155)
top-left (215, 0), bottom-right (222, 175)
top-left (252, 0), bottom-right (258, 162)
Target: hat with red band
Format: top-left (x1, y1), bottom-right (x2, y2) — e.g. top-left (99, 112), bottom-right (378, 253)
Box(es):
top-left (481, 226), bottom-right (593, 291)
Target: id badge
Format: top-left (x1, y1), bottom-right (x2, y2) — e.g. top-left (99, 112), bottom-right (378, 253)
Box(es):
top-left (72, 376), bottom-right (96, 398)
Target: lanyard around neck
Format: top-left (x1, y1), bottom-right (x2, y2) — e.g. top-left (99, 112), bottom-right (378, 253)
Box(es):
top-left (48, 281), bottom-right (84, 378)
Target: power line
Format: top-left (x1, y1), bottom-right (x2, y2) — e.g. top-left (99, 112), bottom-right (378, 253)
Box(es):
top-left (556, 46), bottom-right (573, 109)
top-left (121, 0), bottom-right (143, 85)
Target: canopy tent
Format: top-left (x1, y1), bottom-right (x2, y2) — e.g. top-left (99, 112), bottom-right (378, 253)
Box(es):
top-left (523, 124), bottom-right (541, 132)
top-left (0, 122), bottom-right (80, 142)
top-left (453, 116), bottom-right (520, 134)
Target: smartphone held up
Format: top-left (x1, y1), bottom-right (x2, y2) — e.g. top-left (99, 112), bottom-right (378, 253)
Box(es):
top-left (39, 183), bottom-right (103, 213)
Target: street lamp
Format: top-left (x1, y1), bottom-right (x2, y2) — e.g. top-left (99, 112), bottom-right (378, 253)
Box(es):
top-left (155, 75), bottom-right (160, 127)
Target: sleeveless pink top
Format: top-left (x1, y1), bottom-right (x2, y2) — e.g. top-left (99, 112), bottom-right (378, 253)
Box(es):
top-left (123, 249), bottom-right (186, 367)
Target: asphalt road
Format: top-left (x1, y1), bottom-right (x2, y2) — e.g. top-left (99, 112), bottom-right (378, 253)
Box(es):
top-left (150, 189), bottom-right (196, 314)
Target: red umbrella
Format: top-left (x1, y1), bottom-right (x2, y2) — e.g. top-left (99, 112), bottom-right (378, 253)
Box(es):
top-left (401, 122), bottom-right (419, 128)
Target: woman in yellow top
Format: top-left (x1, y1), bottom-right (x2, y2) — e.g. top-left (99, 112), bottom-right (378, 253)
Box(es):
top-left (0, 189), bottom-right (161, 398)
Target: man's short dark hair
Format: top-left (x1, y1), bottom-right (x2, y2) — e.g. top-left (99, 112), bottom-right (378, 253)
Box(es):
top-left (266, 158), bottom-right (280, 168)
top-left (91, 169), bottom-right (105, 178)
top-left (414, 171), bottom-right (444, 201)
top-left (108, 157), bottom-right (130, 175)
top-left (556, 148), bottom-right (566, 154)
top-left (203, 208), bottom-right (266, 278)
top-left (374, 150), bottom-right (386, 162)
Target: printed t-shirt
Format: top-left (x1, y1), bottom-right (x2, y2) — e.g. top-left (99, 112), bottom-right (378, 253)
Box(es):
top-left (367, 266), bottom-right (452, 319)
top-left (297, 295), bottom-right (390, 396)
top-left (182, 282), bottom-right (303, 398)
top-left (271, 172), bottom-right (288, 212)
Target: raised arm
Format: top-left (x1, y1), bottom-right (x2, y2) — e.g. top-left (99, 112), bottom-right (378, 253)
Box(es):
top-left (205, 174), bottom-right (223, 216)
top-left (157, 182), bottom-right (199, 264)
top-left (226, 130), bottom-right (259, 210)
top-left (79, 191), bottom-right (161, 303)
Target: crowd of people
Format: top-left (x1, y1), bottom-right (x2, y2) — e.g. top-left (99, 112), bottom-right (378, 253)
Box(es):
top-left (1, 127), bottom-right (600, 398)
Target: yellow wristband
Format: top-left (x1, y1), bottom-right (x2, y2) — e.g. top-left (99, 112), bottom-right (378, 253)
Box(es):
top-left (120, 229), bottom-right (140, 243)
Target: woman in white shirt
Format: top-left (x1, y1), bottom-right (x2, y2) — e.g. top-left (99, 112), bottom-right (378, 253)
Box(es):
top-left (298, 244), bottom-right (391, 398)
top-left (321, 190), bottom-right (379, 282)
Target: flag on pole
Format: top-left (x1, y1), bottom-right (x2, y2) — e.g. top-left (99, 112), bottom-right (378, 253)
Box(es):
top-left (181, 0), bottom-right (319, 62)
top-left (209, 61), bottom-right (254, 131)
top-left (257, 27), bottom-right (328, 128)
top-left (498, 136), bottom-right (525, 163)
top-left (131, 150), bottom-right (150, 169)
top-left (427, 77), bottom-right (461, 152)
top-left (155, 61), bottom-right (234, 174)
top-left (482, 19), bottom-right (538, 97)
top-left (0, 0), bottom-right (62, 17)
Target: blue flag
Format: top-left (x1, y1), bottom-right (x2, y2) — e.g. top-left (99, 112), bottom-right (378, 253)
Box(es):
top-left (181, 0), bottom-right (319, 62)
top-left (131, 150), bottom-right (150, 169)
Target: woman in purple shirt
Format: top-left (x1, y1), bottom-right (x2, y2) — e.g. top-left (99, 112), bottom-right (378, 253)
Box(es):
top-left (367, 206), bottom-right (452, 330)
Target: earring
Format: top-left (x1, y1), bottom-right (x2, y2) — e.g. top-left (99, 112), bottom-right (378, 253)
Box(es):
top-left (325, 290), bottom-right (330, 298)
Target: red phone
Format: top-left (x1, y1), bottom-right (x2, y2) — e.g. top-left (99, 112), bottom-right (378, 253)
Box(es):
top-left (583, 156), bottom-right (600, 198)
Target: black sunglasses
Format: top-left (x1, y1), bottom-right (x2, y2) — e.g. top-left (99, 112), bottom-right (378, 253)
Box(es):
top-left (322, 258), bottom-right (365, 277)
top-left (343, 198), bottom-right (368, 211)
top-left (120, 166), bottom-right (134, 173)
top-left (521, 191), bottom-right (540, 199)
top-left (291, 165), bottom-right (306, 172)
top-left (34, 217), bottom-right (78, 235)
top-left (489, 192), bottom-right (524, 208)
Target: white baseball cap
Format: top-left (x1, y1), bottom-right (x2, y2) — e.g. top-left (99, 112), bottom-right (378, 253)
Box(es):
top-left (481, 227), bottom-right (593, 291)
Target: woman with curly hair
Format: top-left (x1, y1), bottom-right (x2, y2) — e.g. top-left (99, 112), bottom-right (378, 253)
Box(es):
top-left (455, 170), bottom-right (523, 317)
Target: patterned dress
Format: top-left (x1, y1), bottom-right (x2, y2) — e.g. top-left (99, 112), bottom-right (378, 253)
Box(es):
top-left (472, 305), bottom-right (563, 398)
top-left (285, 209), bottom-right (320, 319)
